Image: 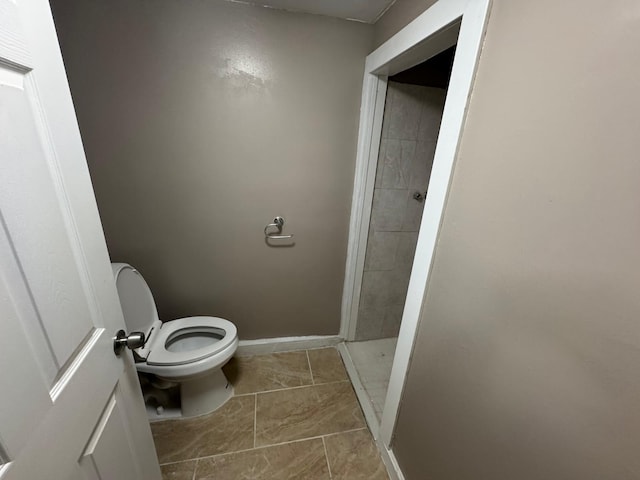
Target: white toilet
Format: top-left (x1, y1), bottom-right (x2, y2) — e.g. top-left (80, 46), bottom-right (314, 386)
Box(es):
top-left (112, 263), bottom-right (238, 418)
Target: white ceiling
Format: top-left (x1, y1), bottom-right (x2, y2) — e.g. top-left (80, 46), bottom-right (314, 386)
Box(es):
top-left (230, 0), bottom-right (396, 23)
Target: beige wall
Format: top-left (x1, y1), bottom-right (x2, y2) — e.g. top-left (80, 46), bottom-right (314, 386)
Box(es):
top-left (51, 0), bottom-right (373, 339)
top-left (394, 0), bottom-right (640, 478)
top-left (373, 0), bottom-right (437, 48)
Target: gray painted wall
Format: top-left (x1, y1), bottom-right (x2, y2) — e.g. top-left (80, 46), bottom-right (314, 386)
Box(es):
top-left (392, 0), bottom-right (640, 477)
top-left (51, 0), bottom-right (373, 339)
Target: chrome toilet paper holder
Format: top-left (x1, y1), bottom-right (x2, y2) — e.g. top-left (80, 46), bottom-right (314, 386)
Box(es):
top-left (264, 216), bottom-right (294, 240)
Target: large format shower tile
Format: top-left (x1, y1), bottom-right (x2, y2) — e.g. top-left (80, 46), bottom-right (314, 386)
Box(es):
top-left (359, 270), bottom-right (392, 308)
top-left (355, 305), bottom-right (385, 340)
top-left (386, 83), bottom-right (424, 141)
top-left (223, 351), bottom-right (313, 394)
top-left (364, 231), bottom-right (401, 271)
top-left (417, 87), bottom-right (447, 142)
top-left (370, 188), bottom-right (408, 232)
top-left (194, 439), bottom-right (329, 480)
top-left (255, 381), bottom-right (365, 446)
top-left (380, 139), bottom-right (416, 189)
top-left (151, 395), bottom-right (255, 463)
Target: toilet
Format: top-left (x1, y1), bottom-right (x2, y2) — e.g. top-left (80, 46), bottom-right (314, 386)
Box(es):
top-left (112, 263), bottom-right (238, 418)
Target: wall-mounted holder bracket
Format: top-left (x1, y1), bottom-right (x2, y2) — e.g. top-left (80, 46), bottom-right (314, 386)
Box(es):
top-left (264, 216), bottom-right (294, 240)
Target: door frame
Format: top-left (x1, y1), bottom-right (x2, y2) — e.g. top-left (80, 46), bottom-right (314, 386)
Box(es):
top-left (340, 0), bottom-right (491, 458)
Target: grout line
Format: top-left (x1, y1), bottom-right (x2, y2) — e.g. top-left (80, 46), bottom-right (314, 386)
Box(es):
top-left (159, 457), bottom-right (200, 468)
top-left (158, 427), bottom-right (369, 466)
top-left (239, 379), bottom-right (350, 398)
top-left (232, 391), bottom-right (260, 398)
top-left (253, 393), bottom-right (257, 449)
top-left (306, 349), bottom-right (315, 385)
top-left (322, 436), bottom-right (333, 479)
top-left (191, 458), bottom-right (198, 480)
top-left (321, 427), bottom-right (368, 440)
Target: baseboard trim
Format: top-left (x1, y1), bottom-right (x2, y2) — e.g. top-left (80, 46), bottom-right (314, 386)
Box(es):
top-left (378, 442), bottom-right (405, 480)
top-left (236, 335), bottom-right (342, 356)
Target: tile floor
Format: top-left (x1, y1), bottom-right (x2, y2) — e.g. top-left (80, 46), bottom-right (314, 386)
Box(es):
top-left (346, 338), bottom-right (397, 421)
top-left (152, 347), bottom-right (389, 480)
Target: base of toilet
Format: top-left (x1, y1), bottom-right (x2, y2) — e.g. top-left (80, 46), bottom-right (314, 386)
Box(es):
top-left (179, 368), bottom-right (234, 418)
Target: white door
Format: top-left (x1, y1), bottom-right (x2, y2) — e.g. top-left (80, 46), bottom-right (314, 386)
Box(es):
top-left (0, 0), bottom-right (162, 479)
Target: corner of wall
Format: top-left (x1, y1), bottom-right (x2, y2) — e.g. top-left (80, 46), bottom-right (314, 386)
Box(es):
top-left (372, 0), bottom-right (438, 50)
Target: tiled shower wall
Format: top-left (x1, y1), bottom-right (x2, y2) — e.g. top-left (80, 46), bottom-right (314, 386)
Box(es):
top-left (356, 82), bottom-right (446, 341)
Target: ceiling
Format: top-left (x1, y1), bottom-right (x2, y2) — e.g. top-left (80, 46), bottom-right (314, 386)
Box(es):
top-left (228, 0), bottom-right (396, 23)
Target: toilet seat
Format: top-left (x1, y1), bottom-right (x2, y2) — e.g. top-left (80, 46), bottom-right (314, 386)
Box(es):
top-left (147, 316), bottom-right (237, 366)
top-left (111, 262), bottom-right (238, 375)
top-left (112, 262), bottom-right (239, 416)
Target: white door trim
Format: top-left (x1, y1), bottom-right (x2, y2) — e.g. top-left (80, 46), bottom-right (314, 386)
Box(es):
top-left (339, 0), bottom-right (492, 450)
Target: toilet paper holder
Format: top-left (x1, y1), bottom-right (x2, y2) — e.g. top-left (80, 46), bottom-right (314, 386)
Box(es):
top-left (264, 216), bottom-right (294, 240)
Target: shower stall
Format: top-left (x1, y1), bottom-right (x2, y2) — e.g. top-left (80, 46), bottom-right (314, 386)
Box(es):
top-left (345, 47), bottom-right (454, 426)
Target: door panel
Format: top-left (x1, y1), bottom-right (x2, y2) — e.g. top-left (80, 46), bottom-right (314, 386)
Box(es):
top-left (79, 387), bottom-right (142, 480)
top-left (0, 207), bottom-right (59, 383)
top-left (0, 0), bottom-right (161, 478)
top-left (0, 264), bottom-right (52, 460)
top-left (1, 64), bottom-right (95, 371)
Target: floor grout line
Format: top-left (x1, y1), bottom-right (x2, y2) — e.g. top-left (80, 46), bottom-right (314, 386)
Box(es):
top-left (160, 458), bottom-right (199, 468)
top-left (253, 393), bottom-right (257, 449)
top-left (237, 379), bottom-right (349, 398)
top-left (321, 427), bottom-right (368, 439)
top-left (157, 427), bottom-right (369, 466)
top-left (306, 349), bottom-right (315, 385)
top-left (191, 458), bottom-right (198, 480)
top-left (322, 436), bottom-right (333, 479)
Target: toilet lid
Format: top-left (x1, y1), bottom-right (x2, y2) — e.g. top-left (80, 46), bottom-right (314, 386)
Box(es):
top-left (112, 263), bottom-right (159, 334)
top-left (146, 316), bottom-right (237, 366)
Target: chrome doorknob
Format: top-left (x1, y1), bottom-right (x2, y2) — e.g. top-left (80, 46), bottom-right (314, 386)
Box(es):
top-left (113, 329), bottom-right (145, 356)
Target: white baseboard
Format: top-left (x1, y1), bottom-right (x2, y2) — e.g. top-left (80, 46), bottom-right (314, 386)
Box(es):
top-left (336, 343), bottom-right (380, 438)
top-left (236, 335), bottom-right (342, 356)
top-left (378, 442), bottom-right (405, 480)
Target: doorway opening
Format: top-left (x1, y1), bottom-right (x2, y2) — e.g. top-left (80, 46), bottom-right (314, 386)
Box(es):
top-left (346, 46), bottom-right (455, 426)
top-left (337, 2), bottom-right (491, 466)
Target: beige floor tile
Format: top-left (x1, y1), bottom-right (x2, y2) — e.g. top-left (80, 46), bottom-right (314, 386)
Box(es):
top-left (324, 429), bottom-right (389, 480)
top-left (194, 439), bottom-right (330, 480)
top-left (160, 460), bottom-right (197, 480)
top-left (151, 396), bottom-right (254, 463)
top-left (255, 381), bottom-right (365, 446)
top-left (223, 351), bottom-right (313, 394)
top-left (307, 347), bottom-right (349, 384)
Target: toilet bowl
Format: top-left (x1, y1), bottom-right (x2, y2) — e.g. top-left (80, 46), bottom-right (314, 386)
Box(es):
top-left (112, 263), bottom-right (238, 418)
